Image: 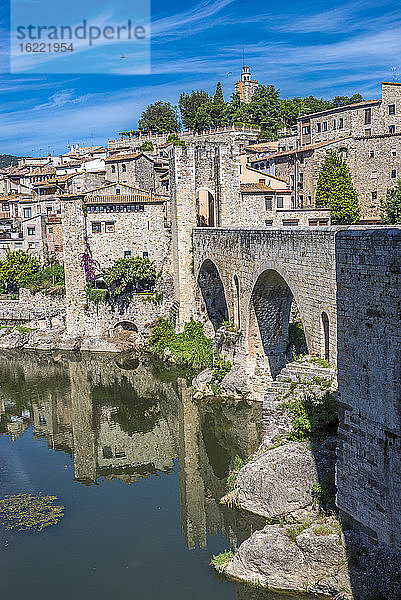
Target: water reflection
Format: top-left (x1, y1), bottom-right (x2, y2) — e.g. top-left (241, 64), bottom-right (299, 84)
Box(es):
top-left (0, 350), bottom-right (264, 553)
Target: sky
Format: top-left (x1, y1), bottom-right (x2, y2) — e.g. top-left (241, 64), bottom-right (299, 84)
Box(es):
top-left (1, 0), bottom-right (401, 156)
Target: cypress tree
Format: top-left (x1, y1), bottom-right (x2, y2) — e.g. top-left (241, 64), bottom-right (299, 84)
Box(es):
top-left (316, 150), bottom-right (360, 224)
top-left (213, 82), bottom-right (224, 104)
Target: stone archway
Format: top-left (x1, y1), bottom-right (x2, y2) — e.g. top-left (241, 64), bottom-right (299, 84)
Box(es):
top-left (197, 189), bottom-right (215, 227)
top-left (114, 321), bottom-right (138, 332)
top-left (198, 259), bottom-right (228, 331)
top-left (248, 269), bottom-right (308, 378)
top-left (321, 311), bottom-right (330, 362)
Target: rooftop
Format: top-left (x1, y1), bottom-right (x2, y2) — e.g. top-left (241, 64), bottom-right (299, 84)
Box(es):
top-left (298, 99), bottom-right (381, 121)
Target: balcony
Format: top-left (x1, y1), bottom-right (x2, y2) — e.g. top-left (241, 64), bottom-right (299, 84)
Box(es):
top-left (85, 193), bottom-right (166, 204)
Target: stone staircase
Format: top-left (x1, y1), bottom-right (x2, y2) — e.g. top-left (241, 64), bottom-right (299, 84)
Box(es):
top-left (262, 359), bottom-right (337, 443)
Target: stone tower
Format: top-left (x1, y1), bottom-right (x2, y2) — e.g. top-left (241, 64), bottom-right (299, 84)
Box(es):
top-left (235, 65), bottom-right (258, 103)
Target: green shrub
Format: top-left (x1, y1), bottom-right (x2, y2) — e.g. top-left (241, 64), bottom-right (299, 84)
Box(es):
top-left (148, 318), bottom-right (213, 370)
top-left (283, 391), bottom-right (338, 442)
top-left (226, 455), bottom-right (244, 491)
top-left (211, 549), bottom-right (234, 571)
top-left (103, 256), bottom-right (157, 296)
top-left (283, 520), bottom-right (311, 542)
top-left (87, 285), bottom-right (108, 305)
top-left (21, 262), bottom-right (65, 293)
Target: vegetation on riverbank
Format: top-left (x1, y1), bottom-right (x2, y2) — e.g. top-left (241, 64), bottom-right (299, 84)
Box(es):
top-left (0, 250), bottom-right (65, 295)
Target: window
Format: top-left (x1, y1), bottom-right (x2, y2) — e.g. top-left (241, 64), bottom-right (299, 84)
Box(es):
top-left (27, 226), bottom-right (35, 235)
top-left (28, 241), bottom-right (35, 249)
top-left (392, 148), bottom-right (397, 157)
top-left (111, 165), bottom-right (116, 173)
top-left (122, 164), bottom-right (126, 172)
top-left (323, 122), bottom-right (328, 131)
top-left (1, 202), bottom-right (9, 211)
top-left (54, 244), bottom-right (60, 252)
top-left (276, 196), bottom-right (284, 208)
top-left (338, 118), bottom-right (344, 129)
top-left (290, 175), bottom-right (295, 188)
top-left (371, 191), bottom-right (378, 200)
top-left (389, 104), bottom-right (396, 115)
top-left (309, 219), bottom-right (329, 226)
top-left (333, 120), bottom-right (336, 130)
top-left (143, 251), bottom-right (149, 259)
top-left (46, 206), bottom-right (52, 215)
top-left (105, 221), bottom-right (115, 233)
top-left (23, 207), bottom-right (32, 219)
top-left (299, 195), bottom-right (304, 206)
top-left (282, 219), bottom-right (299, 226)
top-left (258, 178), bottom-right (265, 184)
top-left (92, 222), bottom-right (102, 233)
top-left (365, 129), bottom-right (372, 137)
top-left (48, 227), bottom-right (53, 234)
top-left (265, 196), bottom-right (273, 211)
top-left (364, 108), bottom-right (372, 124)
top-left (102, 446), bottom-right (113, 459)
top-left (369, 150), bottom-right (375, 158)
top-left (316, 123), bottom-right (321, 133)
top-left (116, 188), bottom-right (121, 195)
top-left (389, 125), bottom-right (395, 134)
top-left (391, 169), bottom-right (397, 179)
top-left (308, 195), bottom-right (312, 204)
top-left (124, 251), bottom-right (131, 258)
top-left (302, 125), bottom-right (310, 134)
top-left (264, 219), bottom-right (273, 226)
top-left (299, 154), bottom-right (304, 164)
top-left (371, 171), bottom-right (377, 179)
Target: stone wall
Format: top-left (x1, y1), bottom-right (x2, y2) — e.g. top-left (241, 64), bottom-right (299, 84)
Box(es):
top-left (0, 288), bottom-right (65, 328)
top-left (336, 227), bottom-right (401, 548)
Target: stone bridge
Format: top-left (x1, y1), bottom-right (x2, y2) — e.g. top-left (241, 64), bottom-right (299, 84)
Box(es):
top-left (192, 227), bottom-right (338, 379)
top-left (191, 225), bottom-right (401, 550)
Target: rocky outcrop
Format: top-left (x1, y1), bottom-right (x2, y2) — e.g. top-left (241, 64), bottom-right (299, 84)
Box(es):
top-left (192, 365), bottom-right (252, 399)
top-left (0, 326), bottom-right (121, 353)
top-left (233, 439), bottom-right (336, 518)
top-left (225, 523), bottom-right (350, 597)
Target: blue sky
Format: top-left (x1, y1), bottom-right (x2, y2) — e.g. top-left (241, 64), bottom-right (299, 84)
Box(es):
top-left (1, 0), bottom-right (401, 155)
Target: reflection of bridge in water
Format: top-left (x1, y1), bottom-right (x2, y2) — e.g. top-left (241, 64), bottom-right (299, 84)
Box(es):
top-left (0, 351), bottom-right (263, 551)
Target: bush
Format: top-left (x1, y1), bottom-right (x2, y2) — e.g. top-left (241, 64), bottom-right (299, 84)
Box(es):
top-left (284, 391), bottom-right (338, 442)
top-left (21, 263), bottom-right (65, 293)
top-left (211, 549), bottom-right (234, 572)
top-left (226, 455), bottom-right (244, 491)
top-left (148, 318), bottom-right (213, 370)
top-left (0, 249), bottom-right (39, 292)
top-left (103, 256), bottom-right (157, 296)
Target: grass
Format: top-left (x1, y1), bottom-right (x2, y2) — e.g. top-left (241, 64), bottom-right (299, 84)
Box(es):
top-left (226, 455), bottom-right (244, 491)
top-left (211, 549), bottom-right (234, 572)
top-left (283, 520), bottom-right (311, 542)
top-left (295, 355), bottom-right (332, 369)
top-left (0, 324), bottom-right (34, 334)
top-left (313, 524), bottom-right (335, 536)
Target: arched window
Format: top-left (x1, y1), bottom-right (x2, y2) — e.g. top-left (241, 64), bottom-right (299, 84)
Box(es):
top-left (321, 312), bottom-right (330, 362)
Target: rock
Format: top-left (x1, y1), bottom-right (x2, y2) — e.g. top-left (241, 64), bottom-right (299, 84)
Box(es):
top-left (220, 365), bottom-right (251, 397)
top-left (192, 368), bottom-right (213, 390)
top-left (224, 524), bottom-right (350, 597)
top-left (233, 440), bottom-right (336, 518)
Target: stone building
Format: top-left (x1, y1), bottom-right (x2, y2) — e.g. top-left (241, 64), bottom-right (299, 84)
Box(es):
top-left (235, 65), bottom-right (258, 103)
top-left (105, 151), bottom-right (168, 194)
top-left (82, 182), bottom-right (171, 270)
top-left (269, 81), bottom-right (401, 220)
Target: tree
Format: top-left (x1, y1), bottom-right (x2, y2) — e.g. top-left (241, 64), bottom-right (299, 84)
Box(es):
top-left (178, 90), bottom-right (211, 130)
top-left (138, 101), bottom-right (180, 133)
top-left (248, 85), bottom-right (283, 139)
top-left (140, 141), bottom-right (154, 151)
top-left (316, 150), bottom-right (360, 224)
top-left (332, 94), bottom-right (364, 108)
top-left (103, 256), bottom-right (157, 296)
top-left (225, 93), bottom-right (250, 125)
top-left (381, 181), bottom-right (401, 224)
top-left (167, 133), bottom-right (186, 149)
top-left (0, 250), bottom-right (39, 292)
top-left (213, 81), bottom-right (224, 104)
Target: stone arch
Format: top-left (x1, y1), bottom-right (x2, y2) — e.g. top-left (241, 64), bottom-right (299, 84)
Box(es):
top-left (196, 188), bottom-right (215, 227)
top-left (248, 269), bottom-right (308, 378)
top-left (113, 321), bottom-right (138, 332)
top-left (321, 311), bottom-right (330, 362)
top-left (198, 259), bottom-right (228, 331)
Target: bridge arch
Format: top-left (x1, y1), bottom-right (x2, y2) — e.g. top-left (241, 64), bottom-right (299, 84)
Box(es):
top-left (113, 320), bottom-right (138, 332)
top-left (197, 259), bottom-right (228, 331)
top-left (247, 268), bottom-right (309, 378)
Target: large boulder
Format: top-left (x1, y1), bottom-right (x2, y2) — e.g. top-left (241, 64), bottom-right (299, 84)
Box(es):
top-left (225, 524), bottom-right (350, 597)
top-left (234, 440), bottom-right (336, 518)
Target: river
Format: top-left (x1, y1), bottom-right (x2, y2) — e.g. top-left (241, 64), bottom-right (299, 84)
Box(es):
top-left (0, 350), bottom-right (316, 600)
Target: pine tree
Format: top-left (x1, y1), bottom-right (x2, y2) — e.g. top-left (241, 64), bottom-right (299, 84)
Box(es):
top-left (213, 82), bottom-right (224, 104)
top-left (382, 180), bottom-right (401, 224)
top-left (316, 150), bottom-right (360, 224)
